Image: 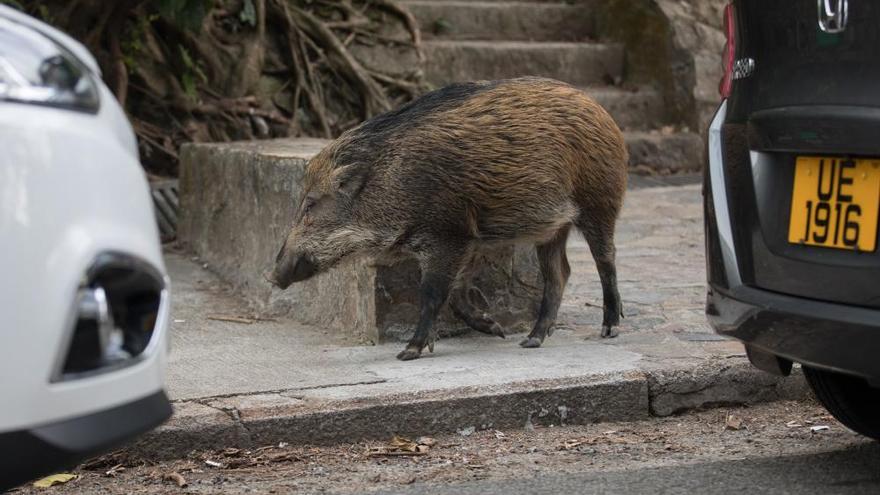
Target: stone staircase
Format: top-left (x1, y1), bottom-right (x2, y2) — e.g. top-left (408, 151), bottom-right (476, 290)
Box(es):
top-left (401, 0), bottom-right (702, 174)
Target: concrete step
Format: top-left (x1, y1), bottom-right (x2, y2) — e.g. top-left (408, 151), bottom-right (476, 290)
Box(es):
top-left (581, 87), bottom-right (666, 131)
top-left (624, 131), bottom-right (704, 175)
top-left (401, 0), bottom-right (596, 41)
top-left (423, 40), bottom-right (623, 87)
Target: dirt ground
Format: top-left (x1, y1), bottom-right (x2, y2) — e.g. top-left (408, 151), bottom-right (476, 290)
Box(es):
top-left (10, 399), bottom-right (871, 494)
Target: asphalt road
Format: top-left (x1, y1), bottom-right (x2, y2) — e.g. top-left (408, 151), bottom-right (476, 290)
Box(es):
top-left (380, 442), bottom-right (880, 495)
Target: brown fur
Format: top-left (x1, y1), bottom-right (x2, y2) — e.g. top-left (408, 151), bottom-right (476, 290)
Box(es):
top-left (269, 77), bottom-right (627, 360)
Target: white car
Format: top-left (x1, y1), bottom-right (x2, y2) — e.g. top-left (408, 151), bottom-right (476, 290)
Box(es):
top-left (0, 6), bottom-right (171, 489)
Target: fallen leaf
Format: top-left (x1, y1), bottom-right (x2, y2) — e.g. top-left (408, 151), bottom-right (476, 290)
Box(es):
top-left (390, 435), bottom-right (419, 452)
top-left (205, 459), bottom-right (222, 468)
top-left (33, 474), bottom-right (78, 488)
top-left (163, 472), bottom-right (188, 488)
top-left (725, 414), bottom-right (743, 431)
top-left (417, 436), bottom-right (436, 447)
top-left (389, 435), bottom-right (411, 445)
top-left (367, 435), bottom-right (430, 457)
top-left (562, 439), bottom-right (584, 450)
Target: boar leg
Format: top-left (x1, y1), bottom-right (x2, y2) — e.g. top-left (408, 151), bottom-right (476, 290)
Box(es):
top-left (580, 222), bottom-right (622, 338)
top-left (520, 226), bottom-right (571, 348)
top-left (396, 248), bottom-right (463, 361)
top-left (450, 290), bottom-right (506, 338)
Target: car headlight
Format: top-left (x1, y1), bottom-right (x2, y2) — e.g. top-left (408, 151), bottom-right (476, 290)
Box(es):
top-left (0, 16), bottom-right (99, 113)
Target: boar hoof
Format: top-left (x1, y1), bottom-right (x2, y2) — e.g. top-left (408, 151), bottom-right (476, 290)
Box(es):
top-left (490, 323), bottom-right (506, 339)
top-left (396, 347), bottom-right (422, 361)
top-left (519, 337), bottom-right (543, 348)
top-left (600, 325), bottom-right (619, 338)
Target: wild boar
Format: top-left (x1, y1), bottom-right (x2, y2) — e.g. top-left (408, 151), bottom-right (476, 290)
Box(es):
top-left (267, 76), bottom-right (627, 361)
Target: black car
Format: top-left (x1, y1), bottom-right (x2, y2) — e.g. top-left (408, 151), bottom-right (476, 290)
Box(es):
top-left (705, 0), bottom-right (880, 440)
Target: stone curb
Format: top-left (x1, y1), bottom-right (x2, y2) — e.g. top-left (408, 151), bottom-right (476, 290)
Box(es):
top-left (128, 358), bottom-right (810, 460)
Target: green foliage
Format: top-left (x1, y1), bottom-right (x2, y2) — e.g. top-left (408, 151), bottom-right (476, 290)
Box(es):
top-left (178, 44), bottom-right (206, 100)
top-left (121, 14), bottom-right (158, 71)
top-left (156, 0), bottom-right (212, 32)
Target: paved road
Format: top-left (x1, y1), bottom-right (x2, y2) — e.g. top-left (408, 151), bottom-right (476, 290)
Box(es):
top-left (380, 443), bottom-right (880, 495)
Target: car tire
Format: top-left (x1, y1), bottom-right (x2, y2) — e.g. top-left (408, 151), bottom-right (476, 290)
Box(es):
top-left (803, 366), bottom-right (880, 441)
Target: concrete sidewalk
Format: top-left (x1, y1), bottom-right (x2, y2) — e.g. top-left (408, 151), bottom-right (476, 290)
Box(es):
top-left (138, 185), bottom-right (807, 459)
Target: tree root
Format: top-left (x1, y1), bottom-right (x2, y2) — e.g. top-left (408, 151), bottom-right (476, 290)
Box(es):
top-left (374, 0), bottom-right (425, 63)
top-left (22, 0), bottom-right (426, 176)
top-left (289, 4), bottom-right (392, 118)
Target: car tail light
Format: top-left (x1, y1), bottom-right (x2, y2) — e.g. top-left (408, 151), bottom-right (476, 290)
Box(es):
top-left (53, 253), bottom-right (168, 382)
top-left (719, 3), bottom-right (736, 98)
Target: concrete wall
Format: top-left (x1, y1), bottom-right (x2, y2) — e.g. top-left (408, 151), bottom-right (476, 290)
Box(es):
top-left (178, 139), bottom-right (380, 343)
top-left (656, 0), bottom-right (728, 134)
top-left (598, 0), bottom-right (727, 136)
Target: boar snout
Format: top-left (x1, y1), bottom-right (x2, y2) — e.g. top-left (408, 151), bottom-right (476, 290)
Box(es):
top-left (269, 251), bottom-right (319, 289)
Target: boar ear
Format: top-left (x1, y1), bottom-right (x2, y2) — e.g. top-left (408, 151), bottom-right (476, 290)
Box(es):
top-left (333, 164), bottom-right (370, 198)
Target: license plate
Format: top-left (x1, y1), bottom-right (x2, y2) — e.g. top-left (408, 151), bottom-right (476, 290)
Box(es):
top-left (788, 156), bottom-right (880, 251)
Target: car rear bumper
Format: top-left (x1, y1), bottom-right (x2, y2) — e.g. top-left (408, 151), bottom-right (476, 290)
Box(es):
top-left (707, 283), bottom-right (880, 383)
top-left (705, 100), bottom-right (880, 383)
top-left (0, 390), bottom-right (171, 490)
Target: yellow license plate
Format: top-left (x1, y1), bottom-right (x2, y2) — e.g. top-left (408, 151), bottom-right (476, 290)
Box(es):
top-left (788, 156), bottom-right (880, 251)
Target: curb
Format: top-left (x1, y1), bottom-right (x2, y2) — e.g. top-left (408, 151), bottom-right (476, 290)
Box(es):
top-left (129, 358), bottom-right (810, 460)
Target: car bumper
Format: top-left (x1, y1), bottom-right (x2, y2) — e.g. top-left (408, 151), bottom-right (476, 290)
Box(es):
top-left (704, 100), bottom-right (880, 383)
top-left (707, 283), bottom-right (880, 383)
top-left (0, 390), bottom-right (171, 490)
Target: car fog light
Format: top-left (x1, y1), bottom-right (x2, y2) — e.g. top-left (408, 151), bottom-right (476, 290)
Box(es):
top-left (53, 253), bottom-right (166, 382)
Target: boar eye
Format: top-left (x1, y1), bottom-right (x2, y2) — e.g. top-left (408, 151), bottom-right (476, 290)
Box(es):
top-left (302, 197), bottom-right (317, 214)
